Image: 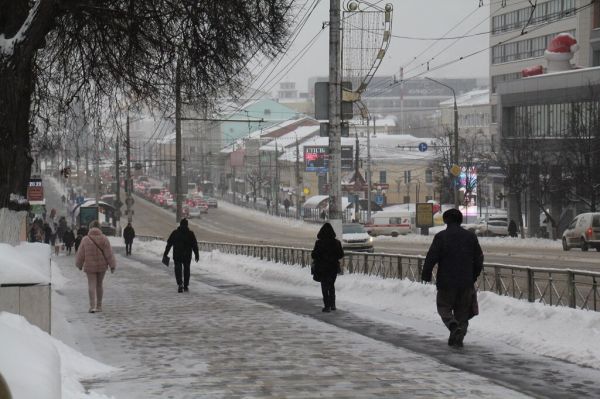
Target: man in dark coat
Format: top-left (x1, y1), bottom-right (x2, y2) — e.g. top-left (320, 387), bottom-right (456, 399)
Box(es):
top-left (62, 227), bottom-right (76, 255)
top-left (123, 222), bottom-right (136, 255)
top-left (508, 219), bottom-right (518, 237)
top-left (164, 219), bottom-right (199, 293)
top-left (422, 209), bottom-right (484, 348)
top-left (311, 222), bottom-right (344, 312)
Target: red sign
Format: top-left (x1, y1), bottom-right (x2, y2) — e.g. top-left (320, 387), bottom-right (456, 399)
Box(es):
top-left (27, 178), bottom-right (44, 201)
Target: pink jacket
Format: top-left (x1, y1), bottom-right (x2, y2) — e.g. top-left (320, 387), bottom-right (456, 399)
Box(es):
top-left (75, 228), bottom-right (117, 273)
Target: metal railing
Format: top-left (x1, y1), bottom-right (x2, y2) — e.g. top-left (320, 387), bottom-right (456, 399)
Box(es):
top-left (139, 236), bottom-right (600, 311)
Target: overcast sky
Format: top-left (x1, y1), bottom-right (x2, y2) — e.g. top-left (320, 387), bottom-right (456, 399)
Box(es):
top-left (250, 0), bottom-right (490, 92)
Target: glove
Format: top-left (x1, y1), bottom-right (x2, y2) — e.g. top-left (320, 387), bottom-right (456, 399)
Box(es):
top-left (110, 268), bottom-right (115, 274)
top-left (195, 256), bottom-right (199, 263)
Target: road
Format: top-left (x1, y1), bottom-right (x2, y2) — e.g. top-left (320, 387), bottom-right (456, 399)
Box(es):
top-left (43, 176), bottom-right (600, 273)
top-left (128, 192), bottom-right (600, 273)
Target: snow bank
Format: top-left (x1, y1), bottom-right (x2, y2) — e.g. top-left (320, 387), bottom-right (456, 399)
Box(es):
top-left (0, 242), bottom-right (51, 284)
top-left (0, 312), bottom-right (116, 399)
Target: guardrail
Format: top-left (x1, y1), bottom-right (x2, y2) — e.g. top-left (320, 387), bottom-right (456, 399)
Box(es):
top-left (138, 235), bottom-right (600, 311)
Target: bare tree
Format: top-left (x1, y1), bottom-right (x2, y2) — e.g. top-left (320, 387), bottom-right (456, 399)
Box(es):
top-left (0, 0), bottom-right (292, 208)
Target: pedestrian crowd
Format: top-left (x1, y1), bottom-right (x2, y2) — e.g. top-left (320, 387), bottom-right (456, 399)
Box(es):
top-left (43, 186), bottom-right (484, 349)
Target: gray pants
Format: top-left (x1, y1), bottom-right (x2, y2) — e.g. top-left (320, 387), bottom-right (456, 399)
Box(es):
top-left (436, 286), bottom-right (474, 334)
top-left (86, 271), bottom-right (106, 309)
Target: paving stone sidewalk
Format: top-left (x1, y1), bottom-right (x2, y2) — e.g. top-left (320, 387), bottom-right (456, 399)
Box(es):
top-left (52, 249), bottom-right (532, 399)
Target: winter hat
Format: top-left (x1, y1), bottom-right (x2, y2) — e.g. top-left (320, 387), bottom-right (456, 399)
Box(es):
top-left (545, 32), bottom-right (578, 65)
top-left (180, 218), bottom-right (188, 227)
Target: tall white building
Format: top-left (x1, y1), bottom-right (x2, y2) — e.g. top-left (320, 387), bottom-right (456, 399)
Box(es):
top-left (490, 0), bottom-right (593, 94)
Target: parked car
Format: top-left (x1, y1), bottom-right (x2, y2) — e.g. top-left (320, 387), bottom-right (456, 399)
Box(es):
top-left (342, 223), bottom-right (374, 253)
top-left (365, 211), bottom-right (412, 237)
top-left (562, 212), bottom-right (600, 251)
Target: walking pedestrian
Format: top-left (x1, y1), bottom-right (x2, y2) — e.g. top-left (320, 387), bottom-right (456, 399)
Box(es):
top-left (284, 198), bottom-right (291, 217)
top-left (266, 198), bottom-right (271, 214)
top-left (63, 227), bottom-right (75, 255)
top-left (75, 220), bottom-right (116, 313)
top-left (163, 218), bottom-right (199, 293)
top-left (508, 219), bottom-right (518, 237)
top-left (422, 209), bottom-right (484, 348)
top-left (311, 222), bottom-right (344, 312)
top-left (123, 222), bottom-right (136, 255)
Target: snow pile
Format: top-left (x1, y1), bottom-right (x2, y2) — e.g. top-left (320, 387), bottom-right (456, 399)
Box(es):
top-left (219, 200), bottom-right (318, 233)
top-left (130, 239), bottom-right (600, 370)
top-left (0, 242), bottom-right (51, 284)
top-left (0, 312), bottom-right (116, 399)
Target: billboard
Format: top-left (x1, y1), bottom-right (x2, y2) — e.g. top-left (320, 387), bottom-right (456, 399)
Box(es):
top-left (27, 178), bottom-right (44, 201)
top-left (304, 145), bottom-right (353, 172)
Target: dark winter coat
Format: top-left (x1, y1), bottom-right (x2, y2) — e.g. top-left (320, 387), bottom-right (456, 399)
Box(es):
top-left (164, 225), bottom-right (199, 264)
top-left (508, 220), bottom-right (518, 237)
top-left (311, 223), bottom-right (344, 277)
top-left (63, 230), bottom-right (75, 248)
top-left (123, 225), bottom-right (136, 243)
top-left (422, 224), bottom-right (484, 290)
top-left (57, 218), bottom-right (68, 241)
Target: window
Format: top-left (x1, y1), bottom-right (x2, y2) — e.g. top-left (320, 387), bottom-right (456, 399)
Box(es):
top-left (379, 170), bottom-right (387, 184)
top-left (404, 170), bottom-right (411, 184)
top-left (425, 169), bottom-right (433, 183)
top-left (491, 30), bottom-right (575, 64)
top-left (492, 0), bottom-right (576, 35)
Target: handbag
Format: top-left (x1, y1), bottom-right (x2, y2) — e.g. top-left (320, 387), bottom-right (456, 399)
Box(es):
top-left (469, 287), bottom-right (479, 319)
top-left (310, 262), bottom-right (321, 282)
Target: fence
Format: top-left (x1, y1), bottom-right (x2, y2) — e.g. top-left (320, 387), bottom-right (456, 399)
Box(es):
top-left (140, 235), bottom-right (600, 311)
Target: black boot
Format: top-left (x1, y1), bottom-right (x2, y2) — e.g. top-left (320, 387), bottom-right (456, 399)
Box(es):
top-left (178, 285), bottom-right (183, 293)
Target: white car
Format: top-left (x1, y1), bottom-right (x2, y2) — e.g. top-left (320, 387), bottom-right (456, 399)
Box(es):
top-left (465, 217), bottom-right (509, 237)
top-left (562, 212), bottom-right (600, 251)
top-left (342, 223), bottom-right (374, 253)
top-left (188, 206), bottom-right (202, 219)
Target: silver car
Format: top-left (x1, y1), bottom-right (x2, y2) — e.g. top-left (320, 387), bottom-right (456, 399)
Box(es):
top-left (342, 223), bottom-right (374, 253)
top-left (562, 212), bottom-right (600, 251)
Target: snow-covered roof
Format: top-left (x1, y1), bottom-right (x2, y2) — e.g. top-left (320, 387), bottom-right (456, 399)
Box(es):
top-left (277, 134), bottom-right (436, 164)
top-left (439, 88), bottom-right (489, 107)
top-left (260, 125), bottom-right (320, 152)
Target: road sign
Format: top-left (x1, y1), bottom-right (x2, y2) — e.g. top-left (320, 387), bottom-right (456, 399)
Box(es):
top-left (450, 164), bottom-right (461, 176)
top-left (303, 187), bottom-right (310, 195)
top-left (418, 142), bottom-right (428, 152)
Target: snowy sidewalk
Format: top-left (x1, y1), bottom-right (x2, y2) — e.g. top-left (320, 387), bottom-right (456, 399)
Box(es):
top-left (52, 246), bottom-right (531, 399)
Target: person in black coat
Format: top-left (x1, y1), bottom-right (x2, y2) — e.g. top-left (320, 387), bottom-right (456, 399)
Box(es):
top-left (422, 209), bottom-right (484, 348)
top-left (123, 222), bottom-right (136, 255)
top-left (164, 219), bottom-right (199, 293)
top-left (63, 227), bottom-right (76, 255)
top-left (508, 219), bottom-right (518, 237)
top-left (311, 222), bottom-right (345, 312)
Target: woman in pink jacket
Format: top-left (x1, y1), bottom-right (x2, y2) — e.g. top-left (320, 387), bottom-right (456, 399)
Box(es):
top-left (75, 220), bottom-right (116, 313)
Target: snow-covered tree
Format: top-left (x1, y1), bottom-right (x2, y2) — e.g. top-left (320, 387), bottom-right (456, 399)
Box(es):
top-left (0, 0), bottom-right (291, 208)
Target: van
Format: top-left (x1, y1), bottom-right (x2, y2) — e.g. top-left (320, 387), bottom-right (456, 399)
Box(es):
top-left (562, 212), bottom-right (600, 251)
top-left (365, 211), bottom-right (412, 237)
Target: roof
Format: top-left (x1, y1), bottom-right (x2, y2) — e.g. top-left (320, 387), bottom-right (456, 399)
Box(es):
top-left (439, 88), bottom-right (489, 107)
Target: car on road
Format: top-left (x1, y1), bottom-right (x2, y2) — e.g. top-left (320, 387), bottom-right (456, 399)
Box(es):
top-left (562, 212), bottom-right (600, 251)
top-left (342, 223), bottom-right (374, 253)
top-left (464, 216), bottom-right (509, 237)
top-left (204, 196), bottom-right (218, 208)
top-left (188, 206), bottom-right (202, 219)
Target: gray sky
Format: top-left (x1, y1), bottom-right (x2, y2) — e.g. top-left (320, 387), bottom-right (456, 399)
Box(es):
top-left (250, 0), bottom-right (490, 92)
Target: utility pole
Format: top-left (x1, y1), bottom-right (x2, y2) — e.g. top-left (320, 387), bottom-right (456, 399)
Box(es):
top-left (354, 133), bottom-right (360, 220)
top-left (367, 117), bottom-right (372, 222)
top-left (125, 111), bottom-right (133, 224)
top-left (274, 141), bottom-right (279, 215)
top-left (175, 58), bottom-right (183, 222)
top-left (295, 135), bottom-right (301, 219)
top-left (328, 0), bottom-right (342, 234)
top-left (94, 120), bottom-right (100, 222)
top-left (115, 130), bottom-right (121, 234)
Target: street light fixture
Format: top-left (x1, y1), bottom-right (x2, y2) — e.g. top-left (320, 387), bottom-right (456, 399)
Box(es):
top-left (426, 77), bottom-right (460, 209)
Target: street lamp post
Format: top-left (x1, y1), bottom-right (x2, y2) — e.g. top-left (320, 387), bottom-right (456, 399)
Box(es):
top-left (426, 77), bottom-right (459, 209)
